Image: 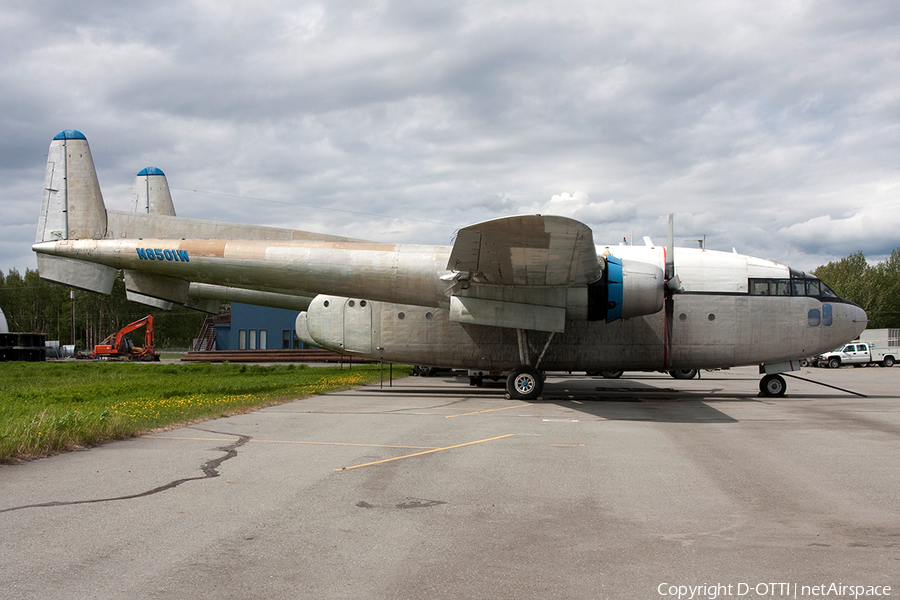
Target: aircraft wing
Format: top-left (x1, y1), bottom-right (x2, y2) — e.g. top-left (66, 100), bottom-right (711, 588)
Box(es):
top-left (447, 215), bottom-right (602, 286)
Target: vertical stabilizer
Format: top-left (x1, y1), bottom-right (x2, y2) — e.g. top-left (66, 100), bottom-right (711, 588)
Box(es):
top-left (36, 129), bottom-right (108, 242)
top-left (35, 130), bottom-right (116, 294)
top-left (124, 169), bottom-right (179, 308)
top-left (131, 167), bottom-right (176, 216)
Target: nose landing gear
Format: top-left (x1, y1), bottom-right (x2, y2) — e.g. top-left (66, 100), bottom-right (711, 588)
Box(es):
top-left (759, 373), bottom-right (787, 397)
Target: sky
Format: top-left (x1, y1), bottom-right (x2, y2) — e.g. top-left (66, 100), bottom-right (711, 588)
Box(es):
top-left (2, 0), bottom-right (899, 276)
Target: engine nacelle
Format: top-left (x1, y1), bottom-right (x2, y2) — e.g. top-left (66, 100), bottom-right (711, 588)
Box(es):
top-left (590, 256), bottom-right (665, 323)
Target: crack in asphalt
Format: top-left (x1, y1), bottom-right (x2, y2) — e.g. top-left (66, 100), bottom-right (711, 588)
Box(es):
top-left (0, 428), bottom-right (250, 514)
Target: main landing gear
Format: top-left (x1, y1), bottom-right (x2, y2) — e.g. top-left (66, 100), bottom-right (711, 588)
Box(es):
top-left (506, 365), bottom-right (543, 400)
top-left (505, 329), bottom-right (555, 401)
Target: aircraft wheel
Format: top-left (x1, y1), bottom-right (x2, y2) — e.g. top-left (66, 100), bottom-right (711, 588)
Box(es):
top-left (759, 374), bottom-right (787, 397)
top-left (601, 371), bottom-right (624, 379)
top-left (668, 369), bottom-right (698, 380)
top-left (585, 370), bottom-right (600, 376)
top-left (506, 366), bottom-right (543, 400)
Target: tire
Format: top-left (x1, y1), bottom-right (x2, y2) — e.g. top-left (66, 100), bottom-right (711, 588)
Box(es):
top-left (668, 369), bottom-right (698, 380)
top-left (506, 366), bottom-right (543, 401)
top-left (601, 371), bottom-right (624, 379)
top-left (759, 374), bottom-right (787, 397)
top-left (884, 356), bottom-right (895, 368)
top-left (828, 358), bottom-right (840, 369)
top-left (585, 370), bottom-right (600, 376)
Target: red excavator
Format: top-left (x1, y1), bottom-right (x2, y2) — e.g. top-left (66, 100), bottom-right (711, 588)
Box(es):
top-left (92, 315), bottom-right (160, 361)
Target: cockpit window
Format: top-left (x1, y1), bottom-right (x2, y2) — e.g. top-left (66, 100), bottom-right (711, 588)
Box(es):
top-left (819, 283), bottom-right (839, 298)
top-left (752, 280), bottom-right (770, 295)
top-left (749, 274), bottom-right (841, 300)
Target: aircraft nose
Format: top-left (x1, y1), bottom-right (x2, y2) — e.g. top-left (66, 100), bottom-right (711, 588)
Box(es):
top-left (849, 304), bottom-right (868, 337)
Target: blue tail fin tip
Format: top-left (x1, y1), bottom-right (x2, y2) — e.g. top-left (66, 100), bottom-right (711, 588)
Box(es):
top-left (137, 167), bottom-right (166, 176)
top-left (53, 129), bottom-right (87, 140)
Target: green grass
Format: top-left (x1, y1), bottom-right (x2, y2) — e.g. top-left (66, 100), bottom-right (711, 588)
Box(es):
top-left (0, 361), bottom-right (412, 462)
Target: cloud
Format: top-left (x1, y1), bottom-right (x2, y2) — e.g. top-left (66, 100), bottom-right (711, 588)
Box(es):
top-left (2, 0), bottom-right (900, 275)
top-left (779, 203), bottom-right (900, 261)
top-left (522, 191), bottom-right (637, 226)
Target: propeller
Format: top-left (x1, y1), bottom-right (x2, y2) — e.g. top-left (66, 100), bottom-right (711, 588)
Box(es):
top-left (665, 214), bottom-right (683, 294)
top-left (664, 214), bottom-right (683, 368)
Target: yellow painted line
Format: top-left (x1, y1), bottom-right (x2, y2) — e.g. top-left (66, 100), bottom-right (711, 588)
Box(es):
top-left (336, 433), bottom-right (516, 471)
top-left (145, 436), bottom-right (438, 450)
top-left (444, 403), bottom-right (532, 419)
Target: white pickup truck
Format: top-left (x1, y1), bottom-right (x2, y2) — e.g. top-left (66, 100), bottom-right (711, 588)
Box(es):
top-left (815, 341), bottom-right (896, 368)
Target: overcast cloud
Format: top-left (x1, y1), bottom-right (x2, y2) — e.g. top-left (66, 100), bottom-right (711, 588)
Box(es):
top-left (2, 0), bottom-right (899, 275)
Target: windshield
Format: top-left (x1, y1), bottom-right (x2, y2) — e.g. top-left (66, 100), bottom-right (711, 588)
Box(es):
top-left (768, 269), bottom-right (843, 301)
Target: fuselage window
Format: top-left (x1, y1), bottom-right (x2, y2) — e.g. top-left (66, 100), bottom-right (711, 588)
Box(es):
top-left (808, 309), bottom-right (821, 326)
top-left (822, 303), bottom-right (833, 326)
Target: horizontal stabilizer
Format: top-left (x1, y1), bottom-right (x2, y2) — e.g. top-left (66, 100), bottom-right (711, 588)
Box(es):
top-left (124, 270), bottom-right (190, 304)
top-left (183, 296), bottom-right (222, 314)
top-left (448, 215), bottom-right (602, 286)
top-left (36, 254), bottom-right (116, 294)
top-left (125, 290), bottom-right (174, 311)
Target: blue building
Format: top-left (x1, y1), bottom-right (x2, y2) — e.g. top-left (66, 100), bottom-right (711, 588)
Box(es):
top-left (214, 303), bottom-right (308, 350)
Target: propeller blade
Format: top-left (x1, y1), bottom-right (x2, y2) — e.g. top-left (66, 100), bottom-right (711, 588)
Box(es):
top-left (665, 214), bottom-right (684, 293)
top-left (666, 214), bottom-right (674, 281)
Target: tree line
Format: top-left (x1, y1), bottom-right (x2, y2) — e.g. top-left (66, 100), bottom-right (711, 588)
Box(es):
top-left (812, 249), bottom-right (900, 329)
top-left (0, 268), bottom-right (209, 350)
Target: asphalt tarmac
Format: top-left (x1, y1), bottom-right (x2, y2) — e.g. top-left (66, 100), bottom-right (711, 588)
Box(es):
top-left (1, 365), bottom-right (899, 600)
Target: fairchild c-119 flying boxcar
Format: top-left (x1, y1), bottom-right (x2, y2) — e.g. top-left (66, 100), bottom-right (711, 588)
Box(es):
top-left (33, 130), bottom-right (867, 399)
